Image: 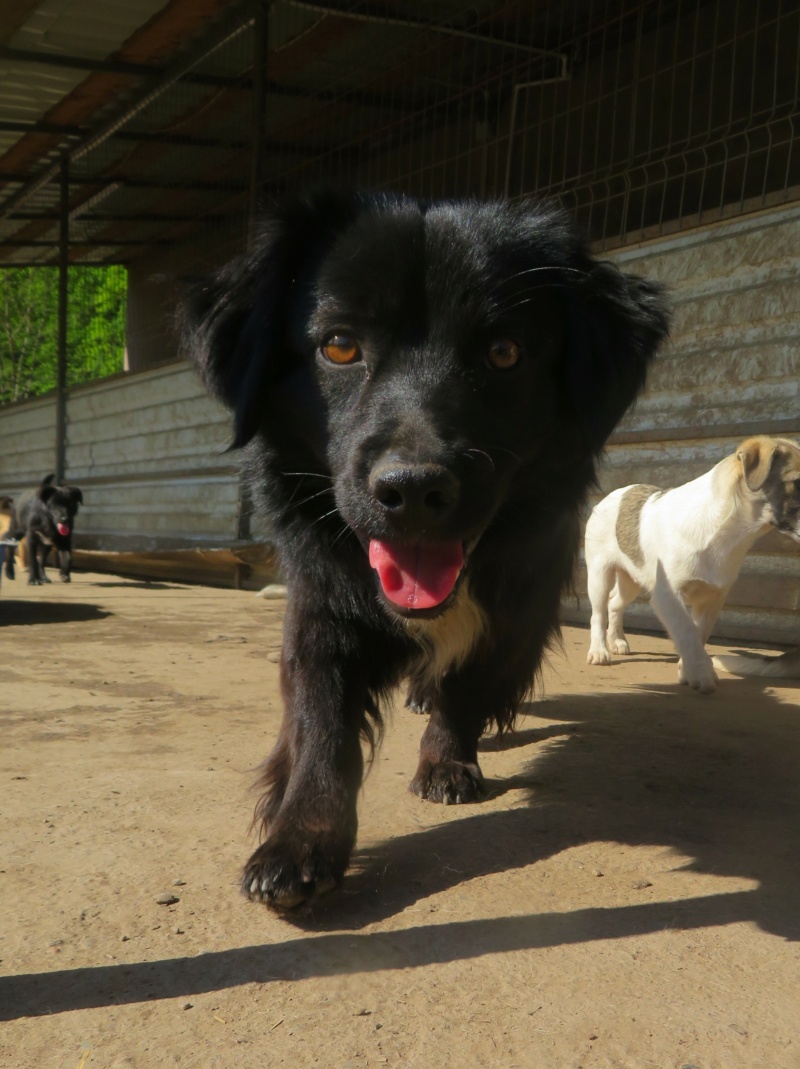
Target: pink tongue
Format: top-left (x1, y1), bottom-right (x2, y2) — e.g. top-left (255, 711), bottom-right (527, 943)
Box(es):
top-left (368, 540), bottom-right (463, 609)
top-left (57, 523), bottom-right (70, 536)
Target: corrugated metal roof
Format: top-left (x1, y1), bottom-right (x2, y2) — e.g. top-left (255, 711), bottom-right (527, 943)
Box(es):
top-left (0, 0), bottom-right (586, 266)
top-left (12, 0), bottom-right (168, 59)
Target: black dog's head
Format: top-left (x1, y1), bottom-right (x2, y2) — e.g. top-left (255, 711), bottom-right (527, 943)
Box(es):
top-left (185, 192), bottom-right (669, 616)
top-left (39, 474), bottom-right (83, 540)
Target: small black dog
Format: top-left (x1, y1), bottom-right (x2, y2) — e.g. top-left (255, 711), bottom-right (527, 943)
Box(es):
top-left (5, 474), bottom-right (83, 584)
top-left (184, 191), bottom-right (669, 910)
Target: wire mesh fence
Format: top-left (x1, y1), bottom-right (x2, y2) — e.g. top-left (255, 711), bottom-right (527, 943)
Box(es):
top-left (2, 0), bottom-right (800, 401)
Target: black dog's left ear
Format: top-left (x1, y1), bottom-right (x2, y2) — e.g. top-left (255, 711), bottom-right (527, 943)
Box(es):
top-left (40, 484), bottom-right (57, 504)
top-left (567, 261), bottom-right (670, 454)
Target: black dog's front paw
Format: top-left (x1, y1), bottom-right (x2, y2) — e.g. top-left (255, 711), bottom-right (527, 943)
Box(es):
top-left (405, 692), bottom-right (432, 714)
top-left (410, 760), bottom-right (486, 804)
top-left (27, 577), bottom-right (44, 586)
top-left (59, 573), bottom-right (71, 583)
top-left (241, 837), bottom-right (350, 911)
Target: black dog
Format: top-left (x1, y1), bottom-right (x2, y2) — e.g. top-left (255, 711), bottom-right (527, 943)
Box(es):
top-left (5, 474), bottom-right (83, 584)
top-left (184, 191), bottom-right (669, 910)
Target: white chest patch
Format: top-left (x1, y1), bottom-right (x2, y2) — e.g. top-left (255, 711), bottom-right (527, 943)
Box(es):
top-left (401, 580), bottom-right (488, 685)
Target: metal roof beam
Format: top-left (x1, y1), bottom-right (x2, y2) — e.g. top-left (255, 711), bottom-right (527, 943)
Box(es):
top-left (0, 45), bottom-right (245, 88)
top-left (0, 239), bottom-right (170, 248)
top-left (0, 119), bottom-right (248, 150)
top-left (8, 211), bottom-right (230, 223)
top-left (0, 173), bottom-right (247, 192)
top-left (0, 120), bottom-right (358, 157)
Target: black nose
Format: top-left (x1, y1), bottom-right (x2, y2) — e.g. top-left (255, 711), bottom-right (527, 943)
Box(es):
top-left (370, 462), bottom-right (459, 525)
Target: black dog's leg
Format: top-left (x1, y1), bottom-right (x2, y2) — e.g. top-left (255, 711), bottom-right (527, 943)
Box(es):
top-left (57, 546), bottom-right (71, 582)
top-left (411, 595), bottom-right (566, 805)
top-left (409, 652), bottom-right (534, 805)
top-left (241, 601), bottom-right (374, 910)
top-left (409, 667), bottom-right (488, 804)
top-left (4, 543), bottom-right (15, 580)
top-left (40, 544), bottom-right (52, 583)
top-left (27, 532), bottom-right (44, 585)
top-left (404, 674), bottom-right (434, 714)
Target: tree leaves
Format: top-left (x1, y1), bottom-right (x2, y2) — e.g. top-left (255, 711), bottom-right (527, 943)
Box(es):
top-left (0, 266), bottom-right (126, 404)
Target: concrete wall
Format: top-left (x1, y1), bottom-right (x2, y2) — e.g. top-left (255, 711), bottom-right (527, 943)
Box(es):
top-left (0, 362), bottom-right (241, 552)
top-left (564, 202), bottom-right (800, 645)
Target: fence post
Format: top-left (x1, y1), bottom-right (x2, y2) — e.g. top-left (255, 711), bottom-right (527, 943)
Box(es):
top-left (55, 155), bottom-right (69, 484)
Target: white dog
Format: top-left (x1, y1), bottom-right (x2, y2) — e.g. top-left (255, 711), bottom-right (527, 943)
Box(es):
top-left (585, 436), bottom-right (800, 693)
top-left (713, 646), bottom-right (800, 679)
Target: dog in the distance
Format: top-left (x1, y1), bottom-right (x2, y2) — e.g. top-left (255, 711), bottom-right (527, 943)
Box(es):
top-left (585, 436), bottom-right (800, 693)
top-left (0, 496), bottom-right (12, 538)
top-left (5, 474), bottom-right (83, 584)
top-left (184, 190), bottom-right (670, 910)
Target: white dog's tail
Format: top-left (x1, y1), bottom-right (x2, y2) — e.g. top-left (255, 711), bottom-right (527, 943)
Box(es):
top-left (712, 648), bottom-right (800, 679)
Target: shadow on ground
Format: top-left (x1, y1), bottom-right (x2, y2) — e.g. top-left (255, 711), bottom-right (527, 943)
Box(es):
top-left (3, 677), bottom-right (799, 1018)
top-left (0, 599), bottom-right (111, 625)
top-left (85, 581), bottom-right (184, 590)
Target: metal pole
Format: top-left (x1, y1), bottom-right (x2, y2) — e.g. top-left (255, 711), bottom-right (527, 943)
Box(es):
top-left (238, 0), bottom-right (270, 543)
top-left (55, 155), bottom-right (69, 484)
top-left (249, 0), bottom-right (270, 230)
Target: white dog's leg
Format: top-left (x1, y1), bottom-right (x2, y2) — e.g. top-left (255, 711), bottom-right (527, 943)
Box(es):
top-left (586, 563), bottom-right (615, 665)
top-left (606, 569), bottom-right (639, 654)
top-left (689, 589), bottom-right (726, 646)
top-left (650, 564), bottom-right (717, 694)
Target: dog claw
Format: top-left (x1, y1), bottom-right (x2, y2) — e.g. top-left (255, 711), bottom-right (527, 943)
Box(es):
top-left (587, 649), bottom-right (612, 666)
top-left (410, 760), bottom-right (485, 805)
top-left (241, 837), bottom-right (349, 911)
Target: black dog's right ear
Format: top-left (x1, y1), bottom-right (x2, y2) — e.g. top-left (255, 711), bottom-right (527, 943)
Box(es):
top-left (566, 262), bottom-right (670, 455)
top-left (182, 190), bottom-right (368, 448)
top-left (40, 485), bottom-right (57, 504)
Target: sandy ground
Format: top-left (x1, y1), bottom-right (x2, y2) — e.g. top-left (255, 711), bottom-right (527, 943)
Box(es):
top-left (1, 571), bottom-right (799, 1069)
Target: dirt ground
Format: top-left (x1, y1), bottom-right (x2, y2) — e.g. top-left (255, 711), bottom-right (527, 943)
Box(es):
top-left (1, 571), bottom-right (799, 1069)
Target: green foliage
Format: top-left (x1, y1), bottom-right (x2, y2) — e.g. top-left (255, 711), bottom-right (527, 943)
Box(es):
top-left (0, 266), bottom-right (126, 404)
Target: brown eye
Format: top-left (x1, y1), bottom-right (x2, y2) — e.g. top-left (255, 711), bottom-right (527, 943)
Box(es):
top-left (487, 339), bottom-right (521, 370)
top-left (321, 335), bottom-right (361, 365)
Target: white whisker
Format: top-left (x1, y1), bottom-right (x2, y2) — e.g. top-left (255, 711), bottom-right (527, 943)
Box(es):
top-left (307, 506), bottom-right (342, 531)
top-left (281, 471), bottom-right (333, 480)
top-left (465, 448), bottom-right (495, 471)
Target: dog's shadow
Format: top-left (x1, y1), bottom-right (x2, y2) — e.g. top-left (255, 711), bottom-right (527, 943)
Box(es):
top-left (0, 599), bottom-right (111, 625)
top-left (86, 580), bottom-right (181, 590)
top-left (294, 680), bottom-right (800, 940)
